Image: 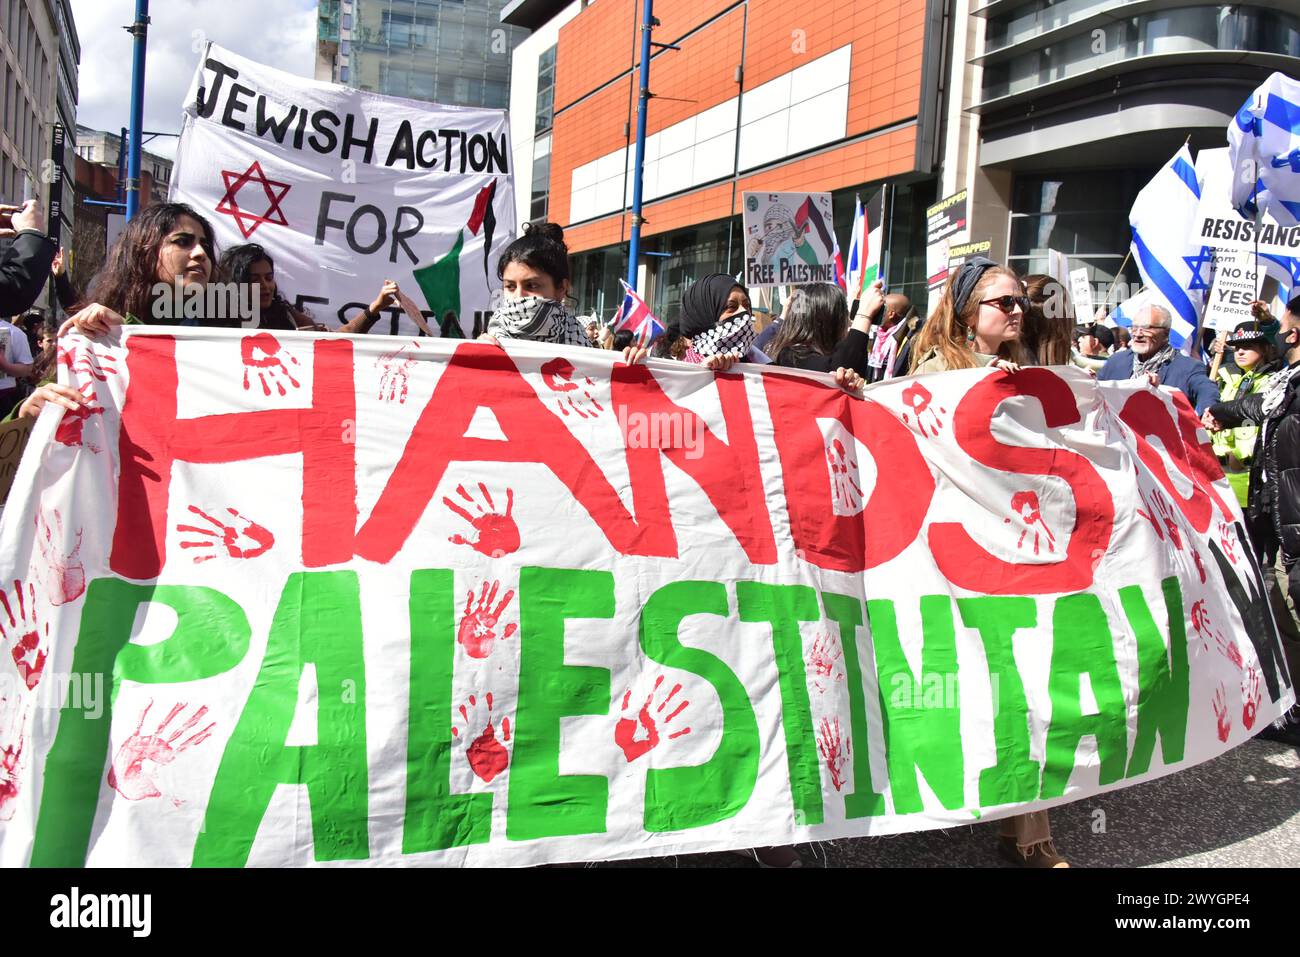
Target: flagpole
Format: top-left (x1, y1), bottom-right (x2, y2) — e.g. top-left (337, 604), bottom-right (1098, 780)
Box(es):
top-left (1253, 160), bottom-right (1261, 301)
top-left (1102, 249), bottom-right (1133, 312)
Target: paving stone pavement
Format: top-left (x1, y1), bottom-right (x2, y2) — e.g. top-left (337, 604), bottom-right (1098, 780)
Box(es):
top-left (595, 737), bottom-right (1300, 868)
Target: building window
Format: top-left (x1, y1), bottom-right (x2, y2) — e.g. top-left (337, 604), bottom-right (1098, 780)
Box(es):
top-left (531, 134), bottom-right (551, 222)
top-left (383, 11), bottom-right (432, 47)
top-left (340, 65), bottom-right (349, 83)
top-left (982, 4), bottom-right (1300, 102)
top-left (1007, 171), bottom-right (1146, 289)
top-left (342, 12), bottom-right (351, 29)
top-left (340, 39), bottom-right (350, 55)
top-left (535, 45), bottom-right (556, 135)
top-left (484, 79), bottom-right (507, 109)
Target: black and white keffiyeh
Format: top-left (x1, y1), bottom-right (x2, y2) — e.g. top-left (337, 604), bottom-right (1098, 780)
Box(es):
top-left (488, 295), bottom-right (593, 348)
top-left (1130, 345), bottom-right (1176, 380)
top-left (1261, 363), bottom-right (1300, 417)
top-left (684, 312), bottom-right (756, 363)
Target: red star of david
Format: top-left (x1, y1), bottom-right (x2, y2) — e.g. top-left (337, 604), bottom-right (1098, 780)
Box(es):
top-left (214, 161), bottom-right (291, 239)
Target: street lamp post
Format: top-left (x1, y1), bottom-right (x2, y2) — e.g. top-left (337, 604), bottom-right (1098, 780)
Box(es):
top-left (125, 0), bottom-right (150, 221)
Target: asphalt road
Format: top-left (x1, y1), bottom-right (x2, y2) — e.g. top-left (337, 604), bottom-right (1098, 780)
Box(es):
top-left (597, 736), bottom-right (1300, 867)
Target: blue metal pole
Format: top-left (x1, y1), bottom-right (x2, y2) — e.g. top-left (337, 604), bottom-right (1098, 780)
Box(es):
top-left (626, 0), bottom-right (655, 290)
top-left (125, 0), bottom-right (150, 220)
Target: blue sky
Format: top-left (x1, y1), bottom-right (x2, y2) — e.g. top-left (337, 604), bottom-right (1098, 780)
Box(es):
top-left (68, 0), bottom-right (318, 160)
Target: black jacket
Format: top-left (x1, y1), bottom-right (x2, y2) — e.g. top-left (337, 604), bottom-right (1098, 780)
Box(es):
top-left (1211, 362), bottom-right (1300, 564)
top-left (0, 230), bottom-right (56, 316)
top-left (773, 327), bottom-right (871, 378)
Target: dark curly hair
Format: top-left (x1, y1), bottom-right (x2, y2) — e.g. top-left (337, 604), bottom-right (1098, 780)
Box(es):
top-left (83, 202), bottom-right (217, 323)
top-left (497, 221), bottom-right (569, 286)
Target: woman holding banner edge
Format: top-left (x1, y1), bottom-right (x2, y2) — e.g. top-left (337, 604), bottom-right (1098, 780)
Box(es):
top-left (908, 256), bottom-right (1068, 868)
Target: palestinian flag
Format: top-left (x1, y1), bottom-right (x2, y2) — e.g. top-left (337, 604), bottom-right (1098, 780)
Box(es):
top-left (412, 180), bottom-right (498, 337)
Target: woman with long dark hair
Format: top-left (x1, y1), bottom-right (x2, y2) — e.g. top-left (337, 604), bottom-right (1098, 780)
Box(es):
top-left (27, 203), bottom-right (221, 419)
top-left (766, 280), bottom-right (881, 378)
top-left (220, 243), bottom-right (433, 336)
top-left (218, 243), bottom-right (321, 331)
top-left (59, 201), bottom-right (218, 335)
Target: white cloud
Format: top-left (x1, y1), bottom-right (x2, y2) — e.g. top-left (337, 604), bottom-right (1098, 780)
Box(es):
top-left (68, 0), bottom-right (317, 161)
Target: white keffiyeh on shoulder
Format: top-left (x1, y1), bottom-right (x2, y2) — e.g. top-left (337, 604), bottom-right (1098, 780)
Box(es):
top-left (488, 296), bottom-right (593, 348)
top-left (683, 313), bottom-right (756, 363)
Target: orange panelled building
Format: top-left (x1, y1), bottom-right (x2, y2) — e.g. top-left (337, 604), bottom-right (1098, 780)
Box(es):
top-left (504, 0), bottom-right (947, 318)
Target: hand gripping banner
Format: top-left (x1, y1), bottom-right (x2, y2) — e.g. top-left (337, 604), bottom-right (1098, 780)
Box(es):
top-left (0, 328), bottom-right (1290, 867)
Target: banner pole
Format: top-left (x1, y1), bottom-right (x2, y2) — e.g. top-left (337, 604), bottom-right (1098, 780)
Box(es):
top-left (626, 0), bottom-right (655, 291)
top-left (1102, 249), bottom-right (1133, 311)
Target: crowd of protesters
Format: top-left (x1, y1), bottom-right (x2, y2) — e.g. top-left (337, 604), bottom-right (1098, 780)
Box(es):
top-left (6, 205), bottom-right (1300, 869)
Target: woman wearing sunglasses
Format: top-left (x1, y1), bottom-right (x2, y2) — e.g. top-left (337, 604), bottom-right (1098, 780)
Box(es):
top-left (910, 257), bottom-right (1027, 374)
top-left (908, 257), bottom-right (1068, 867)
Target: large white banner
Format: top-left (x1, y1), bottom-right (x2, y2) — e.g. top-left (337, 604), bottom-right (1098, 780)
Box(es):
top-left (0, 328), bottom-right (1290, 867)
top-left (171, 44), bottom-right (515, 337)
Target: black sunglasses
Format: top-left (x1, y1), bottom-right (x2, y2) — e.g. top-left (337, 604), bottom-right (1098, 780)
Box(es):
top-left (978, 295), bottom-right (1030, 314)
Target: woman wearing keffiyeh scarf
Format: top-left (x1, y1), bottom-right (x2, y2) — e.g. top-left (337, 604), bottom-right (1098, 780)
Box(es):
top-left (481, 222), bottom-right (647, 362)
top-left (678, 273), bottom-right (756, 370)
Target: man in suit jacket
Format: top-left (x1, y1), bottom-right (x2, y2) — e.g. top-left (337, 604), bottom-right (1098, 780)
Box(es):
top-left (1098, 303), bottom-right (1220, 413)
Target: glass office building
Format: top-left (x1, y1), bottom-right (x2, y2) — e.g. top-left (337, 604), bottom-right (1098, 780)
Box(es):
top-left (970, 1), bottom-right (1300, 292)
top-left (317, 0), bottom-right (525, 110)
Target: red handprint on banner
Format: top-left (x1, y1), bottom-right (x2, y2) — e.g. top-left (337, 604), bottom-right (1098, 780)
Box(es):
top-left (806, 633), bottom-right (844, 695)
top-left (1243, 667), bottom-right (1261, 730)
top-left (106, 699), bottom-right (216, 802)
top-left (0, 580), bottom-right (46, 691)
top-left (52, 387), bottom-right (105, 451)
top-left (541, 357), bottom-right (604, 418)
top-left (1192, 547), bottom-right (1207, 584)
top-left (825, 438), bottom-right (863, 513)
top-left (1217, 521), bottom-right (1240, 565)
top-left (1136, 487), bottom-right (1183, 550)
top-left (444, 483), bottom-right (519, 558)
top-left (614, 675), bottom-right (691, 762)
top-left (900, 382), bottom-right (947, 438)
top-left (457, 580), bottom-right (517, 659)
top-left (816, 716), bottom-right (851, 792)
top-left (58, 342), bottom-right (119, 382)
top-left (34, 510), bottom-right (85, 606)
top-left (376, 340), bottom-right (421, 404)
top-left (240, 333), bottom-right (301, 396)
top-left (176, 505), bottom-right (275, 563)
top-left (1190, 599), bottom-right (1225, 655)
top-left (451, 692), bottom-right (512, 783)
top-left (1003, 490), bottom-right (1057, 555)
top-left (1212, 684), bottom-right (1231, 742)
top-left (0, 704), bottom-right (25, 822)
top-left (1216, 633), bottom-right (1245, 672)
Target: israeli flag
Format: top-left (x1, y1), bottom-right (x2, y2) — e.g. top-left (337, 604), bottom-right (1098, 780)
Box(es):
top-left (1228, 72), bottom-right (1300, 226)
top-left (1260, 252), bottom-right (1300, 295)
top-left (1127, 145), bottom-right (1205, 347)
top-left (1106, 288), bottom-right (1148, 328)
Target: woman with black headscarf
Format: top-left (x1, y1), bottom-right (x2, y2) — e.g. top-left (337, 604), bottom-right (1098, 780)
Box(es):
top-left (678, 273), bottom-right (758, 370)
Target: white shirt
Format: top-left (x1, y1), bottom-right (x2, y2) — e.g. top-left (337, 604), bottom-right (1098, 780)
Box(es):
top-left (0, 320), bottom-right (33, 391)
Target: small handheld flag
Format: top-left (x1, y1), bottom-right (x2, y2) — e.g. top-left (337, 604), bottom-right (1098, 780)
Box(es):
top-left (612, 280), bottom-right (666, 346)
